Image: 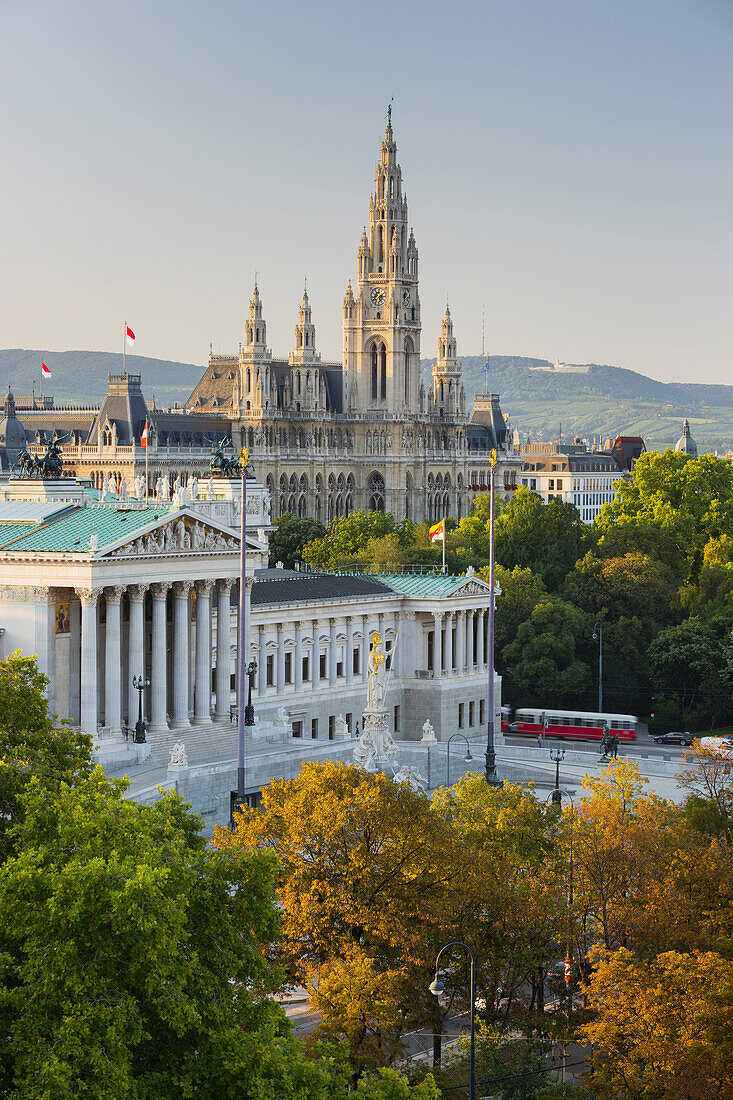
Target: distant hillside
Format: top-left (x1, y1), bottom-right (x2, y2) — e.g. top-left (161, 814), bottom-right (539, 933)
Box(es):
top-left (2, 348), bottom-right (731, 453)
top-left (422, 355), bottom-right (733, 453)
top-left (0, 350), bottom-right (205, 408)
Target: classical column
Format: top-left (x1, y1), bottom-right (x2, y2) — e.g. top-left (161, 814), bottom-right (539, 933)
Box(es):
top-left (215, 579), bottom-right (233, 720)
top-left (193, 580), bottom-right (213, 725)
top-left (171, 581), bottom-right (192, 728)
top-left (258, 627), bottom-right (267, 697)
top-left (294, 621), bottom-right (303, 692)
top-left (361, 616), bottom-right (370, 683)
top-left (477, 609), bottom-right (485, 668)
top-left (444, 612), bottom-right (454, 675)
top-left (390, 614), bottom-right (400, 675)
top-left (467, 610), bottom-right (475, 670)
top-left (127, 585), bottom-right (146, 729)
top-left (41, 587), bottom-right (60, 719)
top-left (104, 586), bottom-right (123, 734)
top-left (329, 618), bottom-right (338, 686)
top-left (276, 624), bottom-right (284, 694)
top-left (455, 609), bottom-right (465, 675)
top-left (433, 612), bottom-right (443, 678)
top-left (150, 583), bottom-right (169, 731)
top-left (311, 619), bottom-right (320, 691)
top-left (345, 617), bottom-right (354, 684)
top-left (76, 587), bottom-right (100, 734)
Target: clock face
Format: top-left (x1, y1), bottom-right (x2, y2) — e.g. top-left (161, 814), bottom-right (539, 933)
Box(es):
top-left (371, 287), bottom-right (385, 306)
top-left (402, 289), bottom-right (411, 306)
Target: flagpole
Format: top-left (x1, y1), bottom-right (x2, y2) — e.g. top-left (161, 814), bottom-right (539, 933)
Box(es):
top-left (442, 515), bottom-right (446, 574)
top-left (123, 321), bottom-right (126, 376)
top-left (145, 426), bottom-right (149, 504)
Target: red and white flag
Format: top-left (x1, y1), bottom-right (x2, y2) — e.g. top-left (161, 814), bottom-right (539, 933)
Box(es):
top-left (126, 325), bottom-right (136, 347)
top-left (41, 361), bottom-right (51, 378)
top-left (141, 418), bottom-right (149, 449)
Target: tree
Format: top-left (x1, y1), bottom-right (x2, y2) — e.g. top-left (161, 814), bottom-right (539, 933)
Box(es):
top-left (677, 740), bottom-right (733, 841)
top-left (562, 550), bottom-right (677, 625)
top-left (0, 651), bottom-right (93, 863)
top-left (215, 762), bottom-right (460, 1074)
top-left (596, 450), bottom-right (733, 583)
top-left (0, 768), bottom-right (351, 1099)
top-left (458, 489), bottom-right (586, 591)
top-left (302, 511), bottom-right (401, 570)
top-left (502, 597), bottom-right (592, 708)
top-left (481, 565), bottom-right (547, 663)
top-left (268, 512), bottom-right (326, 568)
top-left (582, 948), bottom-right (733, 1099)
top-left (648, 617), bottom-right (733, 728)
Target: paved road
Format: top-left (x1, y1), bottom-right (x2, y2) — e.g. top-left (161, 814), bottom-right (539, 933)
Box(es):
top-left (503, 729), bottom-right (691, 762)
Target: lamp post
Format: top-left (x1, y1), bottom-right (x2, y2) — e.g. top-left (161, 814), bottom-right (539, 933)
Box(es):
top-left (592, 621), bottom-right (603, 713)
top-left (232, 447), bottom-right (252, 826)
top-left (430, 941), bottom-right (476, 1100)
top-left (549, 747), bottom-right (565, 807)
top-left (446, 733), bottom-right (473, 788)
top-left (546, 788), bottom-right (575, 1074)
top-left (132, 674), bottom-right (149, 743)
top-left (485, 448), bottom-right (500, 785)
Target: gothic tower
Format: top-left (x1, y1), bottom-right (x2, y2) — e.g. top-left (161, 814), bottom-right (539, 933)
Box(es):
top-left (431, 304), bottom-right (465, 417)
top-left (239, 281), bottom-right (272, 415)
top-left (343, 112), bottom-right (421, 413)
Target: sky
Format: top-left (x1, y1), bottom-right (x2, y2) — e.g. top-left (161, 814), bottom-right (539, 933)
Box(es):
top-left (1, 0), bottom-right (732, 384)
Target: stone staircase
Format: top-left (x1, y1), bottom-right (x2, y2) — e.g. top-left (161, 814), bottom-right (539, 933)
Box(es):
top-left (146, 719), bottom-right (240, 766)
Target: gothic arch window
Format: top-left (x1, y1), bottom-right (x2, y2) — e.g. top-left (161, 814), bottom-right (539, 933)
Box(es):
top-left (248, 428), bottom-right (254, 446)
top-left (404, 338), bottom-right (412, 405)
top-left (298, 495), bottom-right (306, 518)
top-left (256, 327), bottom-right (260, 342)
top-left (368, 472), bottom-right (385, 512)
top-left (377, 226), bottom-right (384, 266)
top-left (280, 474), bottom-right (288, 491)
top-left (379, 343), bottom-right (386, 401)
top-left (371, 346), bottom-right (378, 402)
top-left (279, 493), bottom-right (286, 516)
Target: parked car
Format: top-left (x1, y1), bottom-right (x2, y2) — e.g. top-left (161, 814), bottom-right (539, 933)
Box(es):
top-left (654, 731), bottom-right (694, 746)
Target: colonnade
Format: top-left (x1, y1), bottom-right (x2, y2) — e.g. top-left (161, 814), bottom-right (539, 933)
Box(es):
top-left (428, 608), bottom-right (487, 677)
top-left (74, 577), bottom-right (243, 734)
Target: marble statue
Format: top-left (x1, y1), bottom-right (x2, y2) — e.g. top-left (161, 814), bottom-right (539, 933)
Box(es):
top-left (334, 714), bottom-right (349, 739)
top-left (119, 479), bottom-right (128, 501)
top-left (421, 719), bottom-right (437, 743)
top-left (393, 765), bottom-right (426, 793)
top-left (191, 475), bottom-right (199, 500)
top-left (170, 740), bottom-right (188, 766)
top-left (155, 476), bottom-right (163, 501)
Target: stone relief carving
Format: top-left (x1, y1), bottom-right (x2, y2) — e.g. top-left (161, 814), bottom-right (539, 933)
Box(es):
top-left (393, 765), bottom-right (426, 792)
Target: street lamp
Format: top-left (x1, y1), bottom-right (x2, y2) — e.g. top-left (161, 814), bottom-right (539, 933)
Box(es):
top-left (132, 674), bottom-right (150, 743)
top-left (485, 448), bottom-right (501, 785)
top-left (430, 941), bottom-right (476, 1100)
top-left (549, 747), bottom-right (565, 807)
top-left (592, 621), bottom-right (603, 713)
top-left (446, 733), bottom-right (473, 787)
top-left (545, 789), bottom-right (575, 1067)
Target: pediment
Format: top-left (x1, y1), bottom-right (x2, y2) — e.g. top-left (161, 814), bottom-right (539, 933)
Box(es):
top-left (102, 511), bottom-right (250, 560)
top-left (451, 577), bottom-right (493, 597)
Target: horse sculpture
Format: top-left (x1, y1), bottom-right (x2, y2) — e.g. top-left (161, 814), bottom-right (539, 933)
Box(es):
top-left (13, 439), bottom-right (64, 479)
top-left (208, 438), bottom-right (241, 478)
top-left (13, 446), bottom-right (37, 477)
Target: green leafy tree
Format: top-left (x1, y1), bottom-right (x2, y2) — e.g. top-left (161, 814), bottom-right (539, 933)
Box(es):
top-left (481, 565), bottom-right (547, 663)
top-left (0, 769), bottom-right (349, 1098)
top-left (0, 652), bottom-right (93, 863)
top-left (268, 511), bottom-right (326, 568)
top-left (648, 617), bottom-right (733, 729)
top-left (503, 597), bottom-right (593, 707)
top-left (596, 450), bottom-right (733, 583)
top-left (459, 488), bottom-right (585, 591)
top-left (302, 511), bottom-right (401, 569)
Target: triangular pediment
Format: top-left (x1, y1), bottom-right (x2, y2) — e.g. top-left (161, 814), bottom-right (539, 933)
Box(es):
top-left (450, 576), bottom-right (493, 597)
top-left (102, 510), bottom-right (256, 560)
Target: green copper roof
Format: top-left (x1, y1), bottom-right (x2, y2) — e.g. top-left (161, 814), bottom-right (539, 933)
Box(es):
top-left (0, 503), bottom-right (178, 555)
top-left (377, 573), bottom-right (484, 598)
top-left (0, 523), bottom-right (41, 547)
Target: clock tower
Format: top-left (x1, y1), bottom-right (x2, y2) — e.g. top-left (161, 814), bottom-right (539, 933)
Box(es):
top-left (343, 113), bottom-right (421, 413)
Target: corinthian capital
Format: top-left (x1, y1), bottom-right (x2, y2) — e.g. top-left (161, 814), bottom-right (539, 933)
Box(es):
top-left (75, 586), bottom-right (101, 607)
top-left (172, 581), bottom-right (193, 598)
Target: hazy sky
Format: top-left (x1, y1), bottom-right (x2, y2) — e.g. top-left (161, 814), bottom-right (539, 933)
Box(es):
top-left (2, 0), bottom-right (732, 384)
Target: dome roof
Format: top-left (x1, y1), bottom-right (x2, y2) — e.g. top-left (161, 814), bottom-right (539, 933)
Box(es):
top-left (0, 386), bottom-right (26, 452)
top-left (675, 419), bottom-right (698, 457)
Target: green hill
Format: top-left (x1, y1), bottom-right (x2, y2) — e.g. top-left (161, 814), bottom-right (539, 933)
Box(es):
top-left (0, 349), bottom-right (205, 409)
top-left (422, 355), bottom-right (733, 453)
top-left (2, 349), bottom-right (731, 453)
